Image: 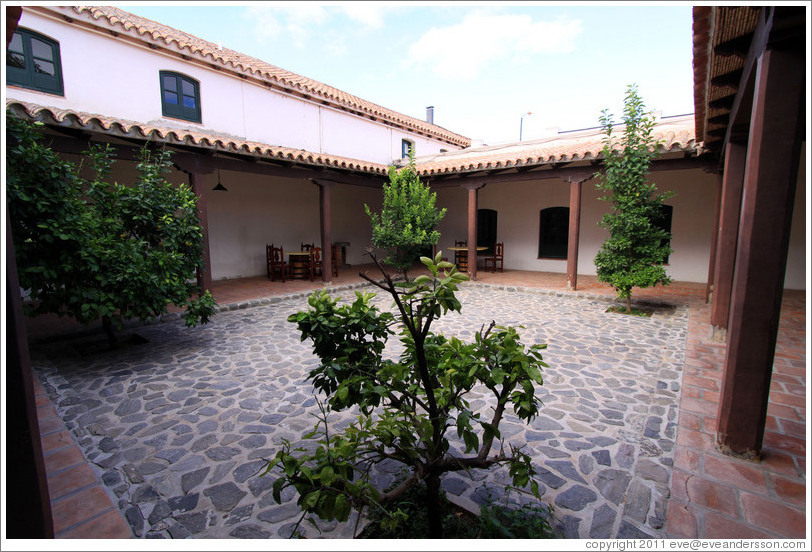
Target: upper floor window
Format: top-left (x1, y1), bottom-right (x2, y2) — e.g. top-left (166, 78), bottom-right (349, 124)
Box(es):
top-left (6, 28), bottom-right (64, 95)
top-left (401, 139), bottom-right (414, 159)
top-left (160, 71), bottom-right (201, 123)
top-left (538, 207), bottom-right (569, 259)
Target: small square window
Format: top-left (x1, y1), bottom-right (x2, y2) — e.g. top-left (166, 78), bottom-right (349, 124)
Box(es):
top-left (159, 71), bottom-right (201, 123)
top-left (401, 139), bottom-right (414, 158)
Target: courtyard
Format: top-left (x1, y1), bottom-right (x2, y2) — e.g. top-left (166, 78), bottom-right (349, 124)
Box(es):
top-left (28, 267), bottom-right (806, 540)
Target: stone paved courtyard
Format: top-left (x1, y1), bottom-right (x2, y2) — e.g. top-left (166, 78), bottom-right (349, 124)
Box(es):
top-left (32, 282), bottom-right (689, 539)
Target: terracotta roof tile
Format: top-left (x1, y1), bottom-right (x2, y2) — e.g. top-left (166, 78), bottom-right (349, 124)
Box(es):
top-left (413, 115), bottom-right (700, 176)
top-left (37, 6), bottom-right (469, 147)
top-left (6, 99), bottom-right (391, 175)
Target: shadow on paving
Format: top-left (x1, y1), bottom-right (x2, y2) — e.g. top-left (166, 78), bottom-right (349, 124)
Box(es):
top-left (32, 283), bottom-right (689, 539)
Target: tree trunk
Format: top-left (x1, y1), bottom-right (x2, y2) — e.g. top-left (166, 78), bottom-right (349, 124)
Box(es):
top-left (102, 316), bottom-right (118, 347)
top-left (626, 295), bottom-right (632, 314)
top-left (425, 474), bottom-right (444, 539)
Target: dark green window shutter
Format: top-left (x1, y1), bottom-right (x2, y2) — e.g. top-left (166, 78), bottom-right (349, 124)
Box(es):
top-left (6, 28), bottom-right (64, 95)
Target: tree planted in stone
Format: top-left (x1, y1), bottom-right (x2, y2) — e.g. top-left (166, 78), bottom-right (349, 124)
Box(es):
top-left (593, 85), bottom-right (673, 313)
top-left (364, 150), bottom-right (446, 276)
top-left (6, 113), bottom-right (216, 344)
top-left (263, 251), bottom-right (549, 538)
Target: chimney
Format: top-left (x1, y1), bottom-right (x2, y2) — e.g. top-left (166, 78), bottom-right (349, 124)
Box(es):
top-left (426, 106), bottom-right (434, 125)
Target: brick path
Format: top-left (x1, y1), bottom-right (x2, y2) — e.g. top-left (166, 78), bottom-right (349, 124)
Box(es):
top-left (25, 264), bottom-right (806, 539)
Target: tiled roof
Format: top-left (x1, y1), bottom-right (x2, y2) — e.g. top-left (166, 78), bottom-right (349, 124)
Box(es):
top-left (6, 99), bottom-right (392, 176)
top-left (412, 115), bottom-right (700, 176)
top-left (8, 100), bottom-right (699, 180)
top-left (31, 5), bottom-right (470, 148)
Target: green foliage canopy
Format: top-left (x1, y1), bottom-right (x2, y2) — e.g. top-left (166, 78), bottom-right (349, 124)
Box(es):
top-left (365, 151), bottom-right (446, 272)
top-left (6, 114), bottom-right (216, 339)
top-left (593, 85), bottom-right (673, 312)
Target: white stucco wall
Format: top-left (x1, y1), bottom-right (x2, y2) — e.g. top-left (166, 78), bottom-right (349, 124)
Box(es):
top-left (433, 166), bottom-right (807, 289)
top-left (205, 171), bottom-right (384, 279)
top-left (434, 168), bottom-right (777, 287)
top-left (10, 11), bottom-right (460, 165)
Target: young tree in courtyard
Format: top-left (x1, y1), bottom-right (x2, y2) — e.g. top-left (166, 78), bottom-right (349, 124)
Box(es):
top-left (593, 85), bottom-right (673, 313)
top-left (265, 252), bottom-right (548, 538)
top-left (365, 150), bottom-right (446, 276)
top-left (6, 114), bottom-right (216, 343)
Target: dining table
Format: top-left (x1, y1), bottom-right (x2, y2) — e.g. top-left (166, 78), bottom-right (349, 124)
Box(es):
top-left (287, 251), bottom-right (311, 279)
top-left (447, 246), bottom-right (487, 272)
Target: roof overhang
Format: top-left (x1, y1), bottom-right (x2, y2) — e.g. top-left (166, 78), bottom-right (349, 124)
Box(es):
top-left (692, 6), bottom-right (807, 159)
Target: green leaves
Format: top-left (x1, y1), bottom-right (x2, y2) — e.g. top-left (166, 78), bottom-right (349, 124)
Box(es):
top-left (6, 113), bottom-right (216, 338)
top-left (365, 151), bottom-right (446, 271)
top-left (594, 85), bottom-right (673, 309)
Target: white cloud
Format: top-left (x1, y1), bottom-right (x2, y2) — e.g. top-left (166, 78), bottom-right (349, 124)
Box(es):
top-left (406, 14), bottom-right (582, 80)
top-left (340, 4), bottom-right (392, 29)
top-left (244, 4), bottom-right (330, 47)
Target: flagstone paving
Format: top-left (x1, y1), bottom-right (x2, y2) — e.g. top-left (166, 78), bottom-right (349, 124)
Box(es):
top-left (32, 281), bottom-right (691, 539)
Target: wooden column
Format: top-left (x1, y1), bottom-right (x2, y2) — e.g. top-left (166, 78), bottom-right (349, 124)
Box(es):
top-left (715, 45), bottom-right (804, 457)
top-left (704, 170), bottom-right (723, 304)
top-left (566, 176), bottom-right (585, 290)
top-left (708, 142), bottom-right (747, 339)
top-left (464, 183), bottom-right (482, 280)
top-left (188, 171), bottom-right (213, 293)
top-left (315, 180), bottom-right (334, 284)
top-left (6, 211), bottom-right (55, 537)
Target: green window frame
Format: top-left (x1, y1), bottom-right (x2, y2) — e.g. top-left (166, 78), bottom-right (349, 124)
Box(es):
top-left (159, 71), bottom-right (201, 123)
top-left (6, 27), bottom-right (64, 95)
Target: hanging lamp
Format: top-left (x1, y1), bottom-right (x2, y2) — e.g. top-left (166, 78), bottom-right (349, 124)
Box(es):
top-left (212, 168), bottom-right (228, 191)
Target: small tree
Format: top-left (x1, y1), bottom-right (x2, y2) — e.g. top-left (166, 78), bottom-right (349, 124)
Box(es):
top-left (593, 85), bottom-right (673, 313)
top-left (365, 150), bottom-right (446, 275)
top-left (6, 114), bottom-right (216, 343)
top-left (265, 252), bottom-right (548, 538)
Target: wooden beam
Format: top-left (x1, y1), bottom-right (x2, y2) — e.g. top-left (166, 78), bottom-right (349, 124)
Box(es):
top-left (721, 6), bottom-right (774, 152)
top-left (714, 33), bottom-right (754, 58)
top-left (314, 180), bottom-right (334, 284)
top-left (427, 156), bottom-right (712, 189)
top-left (42, 134), bottom-right (385, 187)
top-left (708, 95), bottom-right (736, 110)
top-left (186, 172), bottom-right (213, 293)
top-left (716, 44), bottom-right (804, 457)
top-left (464, 183), bottom-right (482, 280)
top-left (566, 177), bottom-right (585, 290)
top-left (711, 68), bottom-right (743, 87)
top-left (704, 170), bottom-right (723, 303)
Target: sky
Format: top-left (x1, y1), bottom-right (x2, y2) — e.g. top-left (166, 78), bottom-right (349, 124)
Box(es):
top-left (120, 1), bottom-right (695, 145)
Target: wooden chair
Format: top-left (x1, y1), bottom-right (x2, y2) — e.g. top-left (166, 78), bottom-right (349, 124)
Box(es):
top-left (483, 242), bottom-right (504, 273)
top-left (453, 240), bottom-right (466, 265)
top-left (301, 242), bottom-right (314, 252)
top-left (308, 246), bottom-right (322, 281)
top-left (331, 244), bottom-right (340, 277)
top-left (267, 244), bottom-right (288, 282)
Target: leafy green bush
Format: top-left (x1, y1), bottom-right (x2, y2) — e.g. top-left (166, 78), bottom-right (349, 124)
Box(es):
top-left (594, 85), bottom-right (673, 313)
top-left (6, 113), bottom-right (215, 343)
top-left (264, 252), bottom-right (549, 538)
top-left (365, 151), bottom-right (446, 273)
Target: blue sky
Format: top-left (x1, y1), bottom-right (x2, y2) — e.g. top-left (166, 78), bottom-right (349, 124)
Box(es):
top-left (121, 2), bottom-right (696, 145)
